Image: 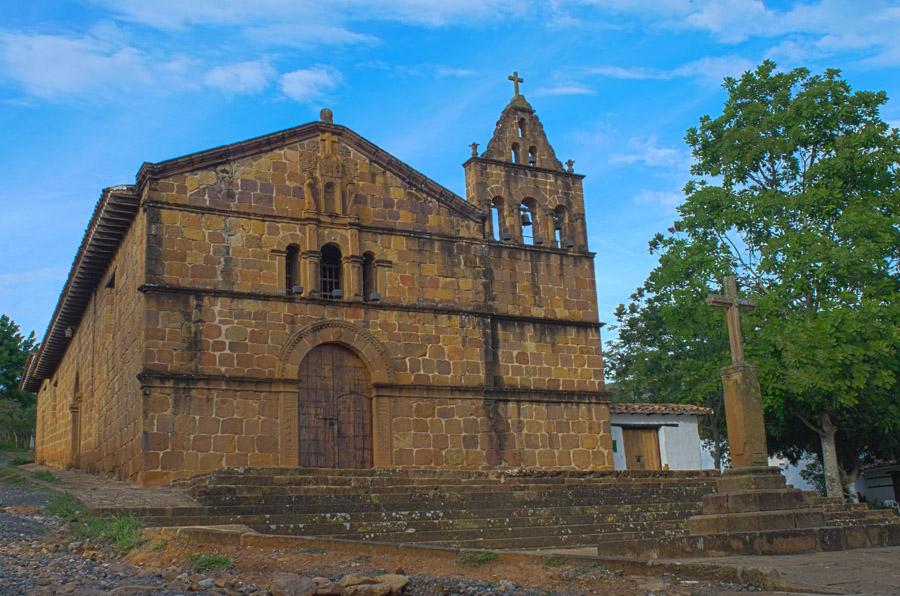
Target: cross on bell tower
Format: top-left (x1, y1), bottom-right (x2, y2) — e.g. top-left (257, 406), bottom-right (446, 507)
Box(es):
top-left (508, 71), bottom-right (523, 96)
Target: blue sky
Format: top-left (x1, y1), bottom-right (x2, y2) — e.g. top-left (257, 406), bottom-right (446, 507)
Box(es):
top-left (1, 1), bottom-right (898, 352)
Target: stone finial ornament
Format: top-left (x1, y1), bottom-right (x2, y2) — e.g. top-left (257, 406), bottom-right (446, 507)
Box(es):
top-left (566, 159), bottom-right (575, 173)
top-left (469, 142), bottom-right (479, 157)
top-left (320, 108), bottom-right (334, 123)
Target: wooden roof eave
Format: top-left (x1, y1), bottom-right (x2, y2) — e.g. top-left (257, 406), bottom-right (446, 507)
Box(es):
top-left (20, 186), bottom-right (139, 392)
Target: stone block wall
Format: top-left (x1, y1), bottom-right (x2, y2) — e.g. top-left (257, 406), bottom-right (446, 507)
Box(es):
top-left (35, 213), bottom-right (147, 480)
top-left (141, 294), bottom-right (603, 393)
top-left (390, 398), bottom-right (612, 469)
top-left (139, 381), bottom-right (281, 485)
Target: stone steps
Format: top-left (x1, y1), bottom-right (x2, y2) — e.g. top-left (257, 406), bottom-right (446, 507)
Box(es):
top-left (250, 519), bottom-right (688, 548)
top-left (824, 509), bottom-right (898, 526)
top-left (147, 467), bottom-right (720, 548)
top-left (193, 490), bottom-right (713, 510)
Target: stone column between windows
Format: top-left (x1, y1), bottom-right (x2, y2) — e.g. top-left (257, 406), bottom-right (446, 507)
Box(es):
top-left (301, 250), bottom-right (321, 298)
top-left (344, 255), bottom-right (363, 302)
top-left (543, 209), bottom-right (556, 246)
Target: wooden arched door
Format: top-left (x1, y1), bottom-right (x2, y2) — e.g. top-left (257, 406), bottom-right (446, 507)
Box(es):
top-left (298, 343), bottom-right (373, 468)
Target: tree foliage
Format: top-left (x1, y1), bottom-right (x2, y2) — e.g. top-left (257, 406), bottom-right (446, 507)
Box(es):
top-left (608, 61), bottom-right (899, 489)
top-left (0, 314), bottom-right (37, 448)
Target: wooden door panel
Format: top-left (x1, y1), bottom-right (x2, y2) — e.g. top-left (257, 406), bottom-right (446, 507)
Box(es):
top-left (622, 428), bottom-right (661, 471)
top-left (298, 343), bottom-right (372, 469)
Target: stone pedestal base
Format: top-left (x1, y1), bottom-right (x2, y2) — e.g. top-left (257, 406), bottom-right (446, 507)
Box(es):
top-left (688, 466), bottom-right (824, 535)
top-left (595, 466), bottom-right (900, 558)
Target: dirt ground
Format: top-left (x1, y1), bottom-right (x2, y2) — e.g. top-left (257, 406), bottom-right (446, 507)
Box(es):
top-left (126, 527), bottom-right (762, 595)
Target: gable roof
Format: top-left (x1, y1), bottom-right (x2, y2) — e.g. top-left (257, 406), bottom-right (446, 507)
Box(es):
top-left (138, 121), bottom-right (484, 222)
top-left (609, 403), bottom-right (714, 417)
top-left (21, 119), bottom-right (485, 392)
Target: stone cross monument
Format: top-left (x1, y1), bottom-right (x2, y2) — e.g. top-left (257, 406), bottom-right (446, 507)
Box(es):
top-left (706, 276), bottom-right (768, 468)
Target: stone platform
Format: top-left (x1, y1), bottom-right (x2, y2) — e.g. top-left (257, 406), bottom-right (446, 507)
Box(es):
top-left (597, 466), bottom-right (900, 558)
top-left (26, 465), bottom-right (899, 554)
top-left (113, 467), bottom-right (722, 550)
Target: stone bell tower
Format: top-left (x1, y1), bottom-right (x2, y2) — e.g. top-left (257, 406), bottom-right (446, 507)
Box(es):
top-left (464, 72), bottom-right (588, 250)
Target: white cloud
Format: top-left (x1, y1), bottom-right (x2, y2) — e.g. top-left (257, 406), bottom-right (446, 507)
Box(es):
top-left (609, 135), bottom-right (690, 170)
top-left (589, 55), bottom-right (756, 86)
top-left (587, 65), bottom-right (666, 80)
top-left (0, 31), bottom-right (189, 99)
top-left (434, 66), bottom-right (477, 78)
top-left (633, 189), bottom-right (683, 208)
top-left (243, 23), bottom-right (377, 48)
top-left (532, 83), bottom-right (595, 97)
top-left (203, 60), bottom-right (274, 94)
top-left (574, 0), bottom-right (900, 67)
top-left (94, 0), bottom-right (529, 46)
top-left (280, 67), bottom-right (342, 103)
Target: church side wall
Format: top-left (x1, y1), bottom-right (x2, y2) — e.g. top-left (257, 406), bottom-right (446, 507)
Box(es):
top-left (34, 213), bottom-right (146, 480)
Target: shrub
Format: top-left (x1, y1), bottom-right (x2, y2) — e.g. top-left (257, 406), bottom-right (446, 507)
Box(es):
top-left (188, 553), bottom-right (232, 572)
top-left (457, 551), bottom-right (498, 566)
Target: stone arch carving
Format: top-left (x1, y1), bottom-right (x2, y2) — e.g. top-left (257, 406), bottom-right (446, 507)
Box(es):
top-left (277, 320), bottom-right (396, 383)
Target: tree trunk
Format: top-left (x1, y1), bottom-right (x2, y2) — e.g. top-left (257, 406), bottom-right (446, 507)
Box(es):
top-left (842, 461), bottom-right (861, 504)
top-left (817, 412), bottom-right (844, 500)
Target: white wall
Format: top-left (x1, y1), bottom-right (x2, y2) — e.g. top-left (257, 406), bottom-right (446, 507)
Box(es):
top-left (610, 413), bottom-right (705, 471)
top-left (857, 464), bottom-right (899, 503)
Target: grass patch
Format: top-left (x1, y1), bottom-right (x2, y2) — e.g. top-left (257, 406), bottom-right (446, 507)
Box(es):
top-left (188, 553), bottom-right (232, 573)
top-left (542, 556), bottom-right (567, 568)
top-left (46, 491), bottom-right (84, 521)
top-left (457, 551), bottom-right (498, 567)
top-left (0, 466), bottom-right (27, 485)
top-left (31, 470), bottom-right (57, 482)
top-left (46, 491), bottom-right (146, 552)
top-left (9, 454), bottom-right (34, 466)
top-left (152, 539), bottom-right (169, 552)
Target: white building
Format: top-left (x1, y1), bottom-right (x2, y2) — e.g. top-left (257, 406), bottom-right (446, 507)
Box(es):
top-left (857, 463), bottom-right (900, 504)
top-left (609, 403), bottom-right (712, 471)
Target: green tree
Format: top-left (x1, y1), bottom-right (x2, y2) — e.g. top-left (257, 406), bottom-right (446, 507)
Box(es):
top-left (0, 314), bottom-right (36, 406)
top-left (608, 61), bottom-right (899, 499)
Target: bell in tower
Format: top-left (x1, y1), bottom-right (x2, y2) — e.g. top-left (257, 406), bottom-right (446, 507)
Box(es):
top-left (463, 72), bottom-right (588, 251)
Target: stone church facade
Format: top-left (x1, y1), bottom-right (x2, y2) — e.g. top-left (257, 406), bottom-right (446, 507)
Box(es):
top-left (22, 85), bottom-right (612, 485)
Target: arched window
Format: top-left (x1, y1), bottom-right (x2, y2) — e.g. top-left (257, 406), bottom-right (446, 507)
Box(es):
top-left (527, 146), bottom-right (537, 166)
top-left (323, 181), bottom-right (337, 213)
top-left (553, 206), bottom-right (567, 248)
top-left (519, 199), bottom-right (537, 245)
top-left (511, 142), bottom-right (520, 164)
top-left (320, 244), bottom-right (342, 299)
top-left (285, 245), bottom-right (300, 295)
top-left (362, 252), bottom-right (377, 301)
top-left (517, 118), bottom-right (526, 138)
top-left (490, 197), bottom-right (504, 241)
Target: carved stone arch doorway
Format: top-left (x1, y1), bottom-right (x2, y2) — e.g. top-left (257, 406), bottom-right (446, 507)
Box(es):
top-left (277, 321), bottom-right (396, 468)
top-left (297, 343), bottom-right (372, 468)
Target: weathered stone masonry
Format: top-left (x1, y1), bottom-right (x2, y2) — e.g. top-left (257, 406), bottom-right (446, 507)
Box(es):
top-left (24, 90), bottom-right (613, 484)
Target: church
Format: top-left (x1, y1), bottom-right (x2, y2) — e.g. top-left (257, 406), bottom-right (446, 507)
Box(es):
top-left (22, 75), bottom-right (613, 485)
